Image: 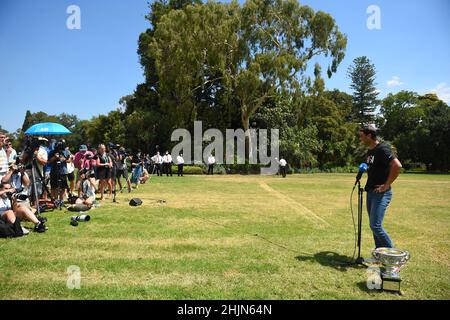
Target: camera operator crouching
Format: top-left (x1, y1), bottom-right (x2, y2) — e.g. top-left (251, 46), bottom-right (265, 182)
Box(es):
top-left (75, 169), bottom-right (97, 206)
top-left (0, 180), bottom-right (47, 234)
top-left (74, 145), bottom-right (95, 197)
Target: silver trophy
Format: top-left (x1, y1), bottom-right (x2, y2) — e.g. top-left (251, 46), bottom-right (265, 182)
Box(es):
top-left (372, 247), bottom-right (410, 293)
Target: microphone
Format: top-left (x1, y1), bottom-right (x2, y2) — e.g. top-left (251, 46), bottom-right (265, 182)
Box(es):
top-left (354, 163), bottom-right (368, 186)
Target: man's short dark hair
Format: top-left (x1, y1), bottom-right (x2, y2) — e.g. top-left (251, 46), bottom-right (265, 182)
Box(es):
top-left (360, 124), bottom-right (378, 140)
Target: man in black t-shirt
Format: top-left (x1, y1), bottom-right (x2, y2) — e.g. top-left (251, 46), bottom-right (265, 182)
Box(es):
top-left (359, 125), bottom-right (402, 250)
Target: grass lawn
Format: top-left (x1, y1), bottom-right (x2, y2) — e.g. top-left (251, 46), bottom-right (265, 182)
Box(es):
top-left (0, 173), bottom-right (449, 300)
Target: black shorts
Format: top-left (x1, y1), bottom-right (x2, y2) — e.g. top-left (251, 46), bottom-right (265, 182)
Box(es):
top-left (96, 167), bottom-right (111, 180)
top-left (67, 172), bottom-right (75, 182)
top-left (50, 174), bottom-right (69, 190)
top-left (116, 168), bottom-right (129, 180)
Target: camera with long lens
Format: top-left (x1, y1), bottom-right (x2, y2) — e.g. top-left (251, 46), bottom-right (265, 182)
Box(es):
top-left (6, 192), bottom-right (29, 202)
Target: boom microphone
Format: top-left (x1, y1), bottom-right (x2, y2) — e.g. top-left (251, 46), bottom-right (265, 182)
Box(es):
top-left (354, 163), bottom-right (368, 186)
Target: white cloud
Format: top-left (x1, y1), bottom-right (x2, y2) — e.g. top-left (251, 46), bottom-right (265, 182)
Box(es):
top-left (429, 82), bottom-right (450, 103)
top-left (386, 76), bottom-right (404, 87)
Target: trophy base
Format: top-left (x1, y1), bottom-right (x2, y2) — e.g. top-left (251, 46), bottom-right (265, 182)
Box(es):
top-left (381, 274), bottom-right (402, 294)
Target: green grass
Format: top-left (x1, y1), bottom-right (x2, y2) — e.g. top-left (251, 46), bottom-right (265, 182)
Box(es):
top-left (1, 173), bottom-right (449, 299)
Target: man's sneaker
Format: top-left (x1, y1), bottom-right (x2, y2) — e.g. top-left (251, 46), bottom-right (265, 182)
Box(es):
top-left (34, 223), bottom-right (47, 233)
top-left (21, 227), bottom-right (30, 235)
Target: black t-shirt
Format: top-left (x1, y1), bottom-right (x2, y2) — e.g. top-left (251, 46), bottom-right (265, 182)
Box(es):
top-left (365, 143), bottom-right (396, 191)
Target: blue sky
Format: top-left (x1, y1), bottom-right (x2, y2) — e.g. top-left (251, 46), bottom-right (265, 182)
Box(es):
top-left (1, 0), bottom-right (449, 132)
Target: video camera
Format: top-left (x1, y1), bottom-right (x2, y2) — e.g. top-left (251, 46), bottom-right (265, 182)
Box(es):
top-left (21, 136), bottom-right (42, 165)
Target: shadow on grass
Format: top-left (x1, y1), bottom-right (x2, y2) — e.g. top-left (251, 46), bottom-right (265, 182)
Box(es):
top-left (295, 251), bottom-right (364, 272)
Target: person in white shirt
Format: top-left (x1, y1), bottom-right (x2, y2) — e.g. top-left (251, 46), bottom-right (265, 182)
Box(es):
top-left (207, 154), bottom-right (216, 175)
top-left (0, 182), bottom-right (47, 233)
top-left (151, 152), bottom-right (163, 176)
top-left (176, 153), bottom-right (185, 177)
top-left (5, 140), bottom-right (17, 164)
top-left (162, 151), bottom-right (173, 177)
top-left (278, 157), bottom-right (287, 178)
top-left (0, 134), bottom-right (8, 181)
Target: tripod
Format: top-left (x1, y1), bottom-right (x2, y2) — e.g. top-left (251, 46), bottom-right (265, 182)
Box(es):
top-left (30, 158), bottom-right (54, 215)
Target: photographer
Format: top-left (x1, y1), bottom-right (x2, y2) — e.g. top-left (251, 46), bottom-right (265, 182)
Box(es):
top-left (115, 147), bottom-right (132, 193)
top-left (1, 159), bottom-right (31, 205)
top-left (28, 137), bottom-right (49, 202)
top-left (130, 151), bottom-right (144, 189)
top-left (107, 142), bottom-right (119, 195)
top-left (75, 169), bottom-right (97, 206)
top-left (96, 144), bottom-right (112, 200)
top-left (0, 183), bottom-right (47, 233)
top-left (48, 140), bottom-right (69, 200)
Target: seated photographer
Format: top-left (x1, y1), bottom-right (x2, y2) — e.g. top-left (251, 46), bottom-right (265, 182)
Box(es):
top-left (76, 169), bottom-right (97, 206)
top-left (1, 160), bottom-right (31, 209)
top-left (0, 183), bottom-right (47, 233)
top-left (140, 167), bottom-right (149, 184)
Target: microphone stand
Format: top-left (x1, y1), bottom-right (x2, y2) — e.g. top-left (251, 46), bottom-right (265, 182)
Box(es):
top-left (355, 180), bottom-right (365, 265)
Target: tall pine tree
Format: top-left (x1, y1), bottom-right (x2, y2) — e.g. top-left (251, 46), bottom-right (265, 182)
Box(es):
top-left (347, 56), bottom-right (379, 124)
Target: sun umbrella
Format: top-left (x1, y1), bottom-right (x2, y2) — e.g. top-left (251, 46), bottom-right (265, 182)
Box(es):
top-left (25, 122), bottom-right (71, 135)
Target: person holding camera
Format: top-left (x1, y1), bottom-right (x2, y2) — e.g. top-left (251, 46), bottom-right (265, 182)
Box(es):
top-left (0, 183), bottom-right (47, 233)
top-left (116, 147), bottom-right (132, 193)
top-left (2, 160), bottom-right (31, 206)
top-left (75, 169), bottom-right (97, 206)
top-left (130, 151), bottom-right (144, 189)
top-left (96, 144), bottom-right (112, 200)
top-left (31, 137), bottom-right (49, 202)
top-left (48, 141), bottom-right (69, 201)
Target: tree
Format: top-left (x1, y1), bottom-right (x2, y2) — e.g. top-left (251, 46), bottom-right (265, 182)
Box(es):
top-left (145, 0), bottom-right (347, 158)
top-left (347, 56), bottom-right (379, 124)
top-left (21, 110), bottom-right (33, 132)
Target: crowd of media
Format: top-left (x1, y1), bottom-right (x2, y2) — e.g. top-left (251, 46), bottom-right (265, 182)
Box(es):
top-left (0, 134), bottom-right (191, 236)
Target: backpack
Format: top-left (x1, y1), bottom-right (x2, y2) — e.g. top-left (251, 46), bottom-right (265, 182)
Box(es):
top-left (0, 218), bottom-right (24, 238)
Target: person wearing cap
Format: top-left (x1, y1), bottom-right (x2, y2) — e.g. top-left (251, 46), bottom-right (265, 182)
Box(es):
top-left (359, 124), bottom-right (402, 250)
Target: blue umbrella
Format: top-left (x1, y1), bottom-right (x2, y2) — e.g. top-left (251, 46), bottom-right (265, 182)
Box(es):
top-left (25, 122), bottom-right (71, 135)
